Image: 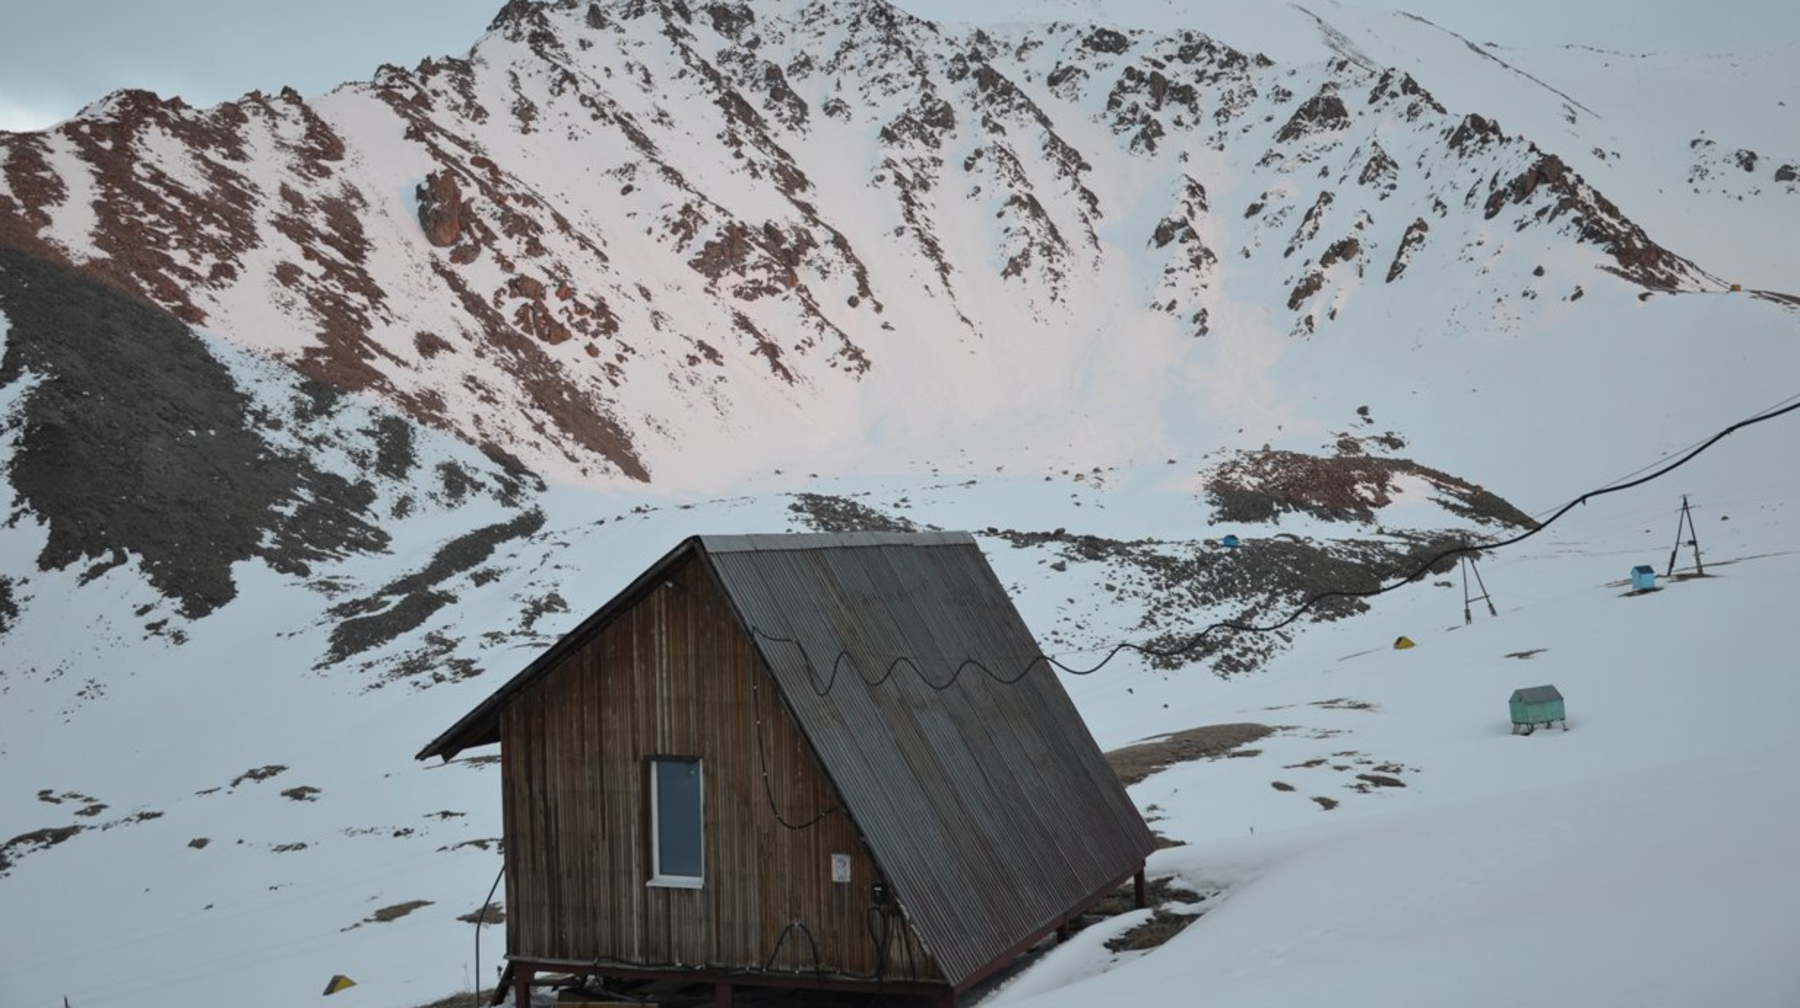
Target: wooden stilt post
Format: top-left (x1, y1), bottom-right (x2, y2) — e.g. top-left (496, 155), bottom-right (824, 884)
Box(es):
top-left (714, 981), bottom-right (734, 1007)
top-left (512, 964), bottom-right (533, 1008)
top-left (488, 963), bottom-right (514, 1007)
top-left (1134, 867), bottom-right (1147, 909)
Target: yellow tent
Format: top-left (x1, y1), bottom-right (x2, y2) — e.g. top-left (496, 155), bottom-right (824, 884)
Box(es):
top-left (1393, 636), bottom-right (1415, 650)
top-left (323, 975), bottom-right (357, 996)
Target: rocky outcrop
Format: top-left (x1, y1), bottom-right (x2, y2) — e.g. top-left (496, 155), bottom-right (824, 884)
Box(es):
top-left (1484, 152), bottom-right (1708, 289)
top-left (416, 171), bottom-right (466, 248)
top-left (1367, 69), bottom-right (1445, 120)
top-left (1319, 236), bottom-right (1360, 269)
top-left (1206, 449), bottom-right (1536, 528)
top-left (1357, 143), bottom-right (1398, 196)
top-left (1286, 191), bottom-right (1335, 256)
top-left (1386, 218), bottom-right (1429, 282)
top-left (1447, 113), bottom-right (1503, 154)
top-left (1276, 86), bottom-right (1351, 142)
top-left (1149, 175), bottom-right (1217, 335)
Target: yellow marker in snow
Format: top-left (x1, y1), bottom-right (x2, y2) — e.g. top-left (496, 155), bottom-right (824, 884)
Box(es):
top-left (1393, 636), bottom-right (1416, 650)
top-left (323, 975), bottom-right (357, 996)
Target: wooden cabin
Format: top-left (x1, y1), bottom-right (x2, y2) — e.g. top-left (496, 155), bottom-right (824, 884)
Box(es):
top-left (418, 532), bottom-right (1156, 1006)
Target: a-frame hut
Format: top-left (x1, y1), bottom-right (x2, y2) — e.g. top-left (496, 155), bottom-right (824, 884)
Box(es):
top-left (418, 532), bottom-right (1156, 1006)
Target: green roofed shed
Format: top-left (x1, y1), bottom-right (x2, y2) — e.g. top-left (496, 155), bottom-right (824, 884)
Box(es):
top-left (1509, 685), bottom-right (1566, 734)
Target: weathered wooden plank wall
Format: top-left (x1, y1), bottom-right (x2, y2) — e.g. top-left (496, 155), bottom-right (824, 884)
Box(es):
top-left (499, 555), bottom-right (939, 981)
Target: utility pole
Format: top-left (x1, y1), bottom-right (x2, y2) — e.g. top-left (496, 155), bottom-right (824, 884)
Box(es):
top-left (1461, 553), bottom-right (1497, 625)
top-left (1665, 495), bottom-right (1705, 577)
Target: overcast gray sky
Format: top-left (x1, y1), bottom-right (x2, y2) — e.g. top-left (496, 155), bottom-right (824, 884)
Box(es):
top-left (1, 0), bottom-right (1795, 132)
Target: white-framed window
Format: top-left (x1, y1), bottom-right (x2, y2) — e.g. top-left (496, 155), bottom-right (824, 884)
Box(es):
top-left (648, 756), bottom-right (704, 888)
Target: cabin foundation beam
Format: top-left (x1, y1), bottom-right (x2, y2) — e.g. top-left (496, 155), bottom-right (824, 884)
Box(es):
top-left (506, 956), bottom-right (947, 1002)
top-left (512, 964), bottom-right (534, 1008)
top-left (1134, 867), bottom-right (1147, 909)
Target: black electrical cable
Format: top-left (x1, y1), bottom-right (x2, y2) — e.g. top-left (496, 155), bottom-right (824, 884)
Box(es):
top-left (763, 918), bottom-right (826, 982)
top-left (900, 911), bottom-right (918, 983)
top-left (1527, 390), bottom-right (1800, 522)
top-left (750, 396), bottom-right (1800, 693)
top-left (750, 673), bottom-right (838, 829)
top-left (473, 862), bottom-right (504, 1008)
top-left (865, 904), bottom-right (892, 986)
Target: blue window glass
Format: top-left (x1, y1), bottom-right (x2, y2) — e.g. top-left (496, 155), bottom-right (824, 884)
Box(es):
top-left (651, 758), bottom-right (703, 885)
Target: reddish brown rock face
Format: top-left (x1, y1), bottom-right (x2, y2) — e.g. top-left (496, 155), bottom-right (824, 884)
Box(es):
top-left (416, 170), bottom-right (466, 248)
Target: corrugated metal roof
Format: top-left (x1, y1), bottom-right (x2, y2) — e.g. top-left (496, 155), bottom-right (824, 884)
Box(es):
top-left (700, 533), bottom-right (1154, 987)
top-left (1512, 685), bottom-right (1564, 703)
top-left (419, 531), bottom-right (1155, 988)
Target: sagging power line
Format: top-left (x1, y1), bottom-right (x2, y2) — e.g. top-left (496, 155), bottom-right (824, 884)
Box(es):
top-left (752, 395), bottom-right (1800, 694)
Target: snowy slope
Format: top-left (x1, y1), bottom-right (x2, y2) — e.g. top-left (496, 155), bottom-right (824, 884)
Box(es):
top-left (2, 355), bottom-right (1794, 1008)
top-left (983, 430), bottom-right (1800, 1008)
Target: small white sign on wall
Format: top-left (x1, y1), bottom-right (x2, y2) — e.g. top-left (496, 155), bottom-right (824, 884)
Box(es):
top-left (831, 852), bottom-right (852, 884)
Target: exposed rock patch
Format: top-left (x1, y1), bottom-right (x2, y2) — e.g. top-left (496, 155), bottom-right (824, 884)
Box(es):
top-left (1083, 28), bottom-right (1132, 55)
top-left (0, 249), bottom-right (389, 617)
top-left (1357, 143), bottom-right (1399, 196)
top-left (230, 765), bottom-right (289, 788)
top-left (1287, 270), bottom-right (1326, 311)
top-left (323, 509), bottom-right (547, 666)
top-left (1483, 152), bottom-right (1706, 289)
top-left (0, 825), bottom-right (82, 877)
top-left (787, 493), bottom-right (922, 534)
top-left (1107, 723), bottom-right (1275, 785)
top-left (1276, 87), bottom-right (1350, 142)
top-left (987, 525), bottom-right (1468, 674)
top-left (1206, 449), bottom-right (1535, 527)
top-left (1368, 69), bottom-right (1445, 120)
top-left (1447, 113), bottom-right (1503, 153)
top-left (1387, 218), bottom-right (1429, 282)
top-left (344, 899), bottom-right (433, 931)
top-left (458, 902), bottom-right (507, 925)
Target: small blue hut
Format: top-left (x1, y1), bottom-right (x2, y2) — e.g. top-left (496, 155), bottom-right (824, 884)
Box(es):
top-left (1509, 685), bottom-right (1566, 734)
top-left (1221, 534), bottom-right (1241, 549)
top-left (1631, 565), bottom-right (1657, 591)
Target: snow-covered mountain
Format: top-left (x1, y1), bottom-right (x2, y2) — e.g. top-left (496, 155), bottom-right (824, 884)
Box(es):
top-left (6, 0), bottom-right (1783, 489)
top-left (1, 1), bottom-right (1797, 1006)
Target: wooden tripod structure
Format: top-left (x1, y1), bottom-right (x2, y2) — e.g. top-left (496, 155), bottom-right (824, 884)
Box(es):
top-left (1462, 554), bottom-right (1496, 625)
top-left (1665, 495), bottom-right (1705, 577)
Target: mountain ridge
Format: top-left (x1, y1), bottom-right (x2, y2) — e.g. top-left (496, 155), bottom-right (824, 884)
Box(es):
top-left (0, 0), bottom-right (1753, 490)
